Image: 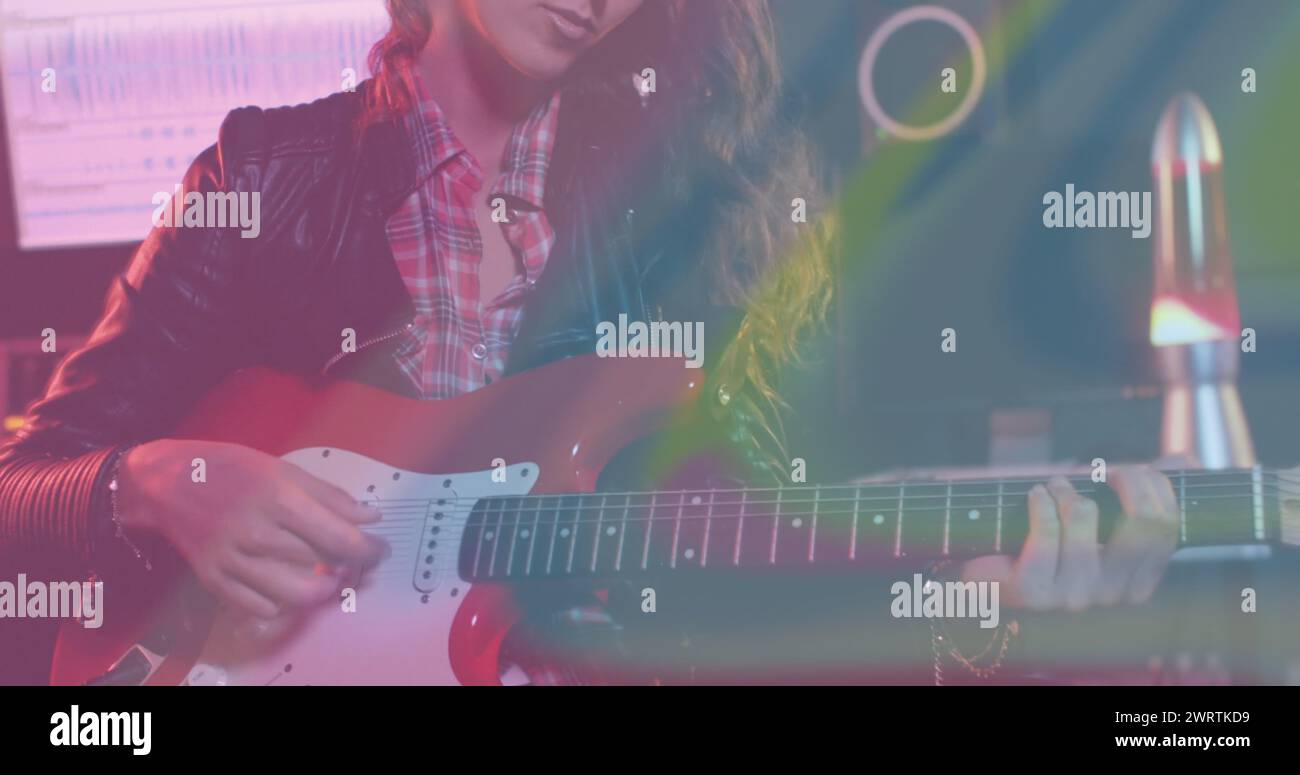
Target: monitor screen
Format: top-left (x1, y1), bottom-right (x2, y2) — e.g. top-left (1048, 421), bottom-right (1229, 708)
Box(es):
top-left (1, 0), bottom-right (387, 249)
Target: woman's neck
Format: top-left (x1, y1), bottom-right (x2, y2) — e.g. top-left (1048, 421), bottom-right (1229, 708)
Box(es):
top-left (413, 10), bottom-right (550, 169)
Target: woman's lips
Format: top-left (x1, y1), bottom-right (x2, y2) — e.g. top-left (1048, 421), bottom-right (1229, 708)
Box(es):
top-left (541, 4), bottom-right (594, 44)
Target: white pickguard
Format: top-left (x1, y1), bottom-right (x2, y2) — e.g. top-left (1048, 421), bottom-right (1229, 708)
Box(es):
top-left (184, 448), bottom-right (538, 685)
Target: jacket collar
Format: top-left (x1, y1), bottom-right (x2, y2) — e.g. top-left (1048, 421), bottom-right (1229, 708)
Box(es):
top-left (358, 114), bottom-right (419, 217)
top-left (357, 76), bottom-right (568, 217)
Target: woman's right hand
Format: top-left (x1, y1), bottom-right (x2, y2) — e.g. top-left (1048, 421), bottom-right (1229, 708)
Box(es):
top-left (116, 439), bottom-right (387, 619)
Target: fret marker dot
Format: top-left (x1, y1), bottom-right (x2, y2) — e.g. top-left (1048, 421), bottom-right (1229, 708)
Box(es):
top-left (520, 529), bottom-right (530, 539)
top-left (873, 514), bottom-right (885, 525)
top-left (791, 517), bottom-right (803, 528)
top-left (484, 531), bottom-right (495, 541)
top-left (691, 495), bottom-right (703, 506)
top-left (605, 526), bottom-right (617, 536)
top-left (968, 509), bottom-right (980, 520)
top-left (560, 528), bottom-right (571, 538)
top-left (684, 548), bottom-right (695, 560)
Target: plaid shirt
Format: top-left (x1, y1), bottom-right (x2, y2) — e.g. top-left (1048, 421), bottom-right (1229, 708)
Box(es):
top-left (386, 74), bottom-right (561, 399)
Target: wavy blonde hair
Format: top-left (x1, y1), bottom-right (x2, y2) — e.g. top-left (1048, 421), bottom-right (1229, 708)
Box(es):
top-left (367, 0), bottom-right (835, 480)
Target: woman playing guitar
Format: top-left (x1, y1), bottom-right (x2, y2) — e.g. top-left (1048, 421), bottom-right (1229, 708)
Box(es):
top-left (0, 0), bottom-right (1183, 685)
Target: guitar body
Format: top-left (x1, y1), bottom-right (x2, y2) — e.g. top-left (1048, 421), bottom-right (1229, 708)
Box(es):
top-left (50, 355), bottom-right (701, 685)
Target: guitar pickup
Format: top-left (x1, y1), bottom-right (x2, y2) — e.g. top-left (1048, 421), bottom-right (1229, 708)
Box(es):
top-left (413, 493), bottom-right (453, 593)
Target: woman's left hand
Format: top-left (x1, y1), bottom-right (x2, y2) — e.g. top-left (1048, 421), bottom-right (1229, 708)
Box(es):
top-left (959, 467), bottom-right (1180, 611)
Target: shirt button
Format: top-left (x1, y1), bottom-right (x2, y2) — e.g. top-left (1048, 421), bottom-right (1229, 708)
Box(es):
top-left (471, 343), bottom-right (488, 360)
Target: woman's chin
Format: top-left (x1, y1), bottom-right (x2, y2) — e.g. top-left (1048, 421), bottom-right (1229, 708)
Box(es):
top-left (509, 61), bottom-right (572, 84)
top-left (505, 50), bottom-right (578, 84)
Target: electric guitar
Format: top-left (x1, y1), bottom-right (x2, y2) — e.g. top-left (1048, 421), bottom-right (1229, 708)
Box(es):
top-left (50, 354), bottom-right (1300, 685)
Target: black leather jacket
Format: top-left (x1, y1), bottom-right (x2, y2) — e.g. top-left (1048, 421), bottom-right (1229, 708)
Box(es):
top-left (0, 80), bottom-right (750, 580)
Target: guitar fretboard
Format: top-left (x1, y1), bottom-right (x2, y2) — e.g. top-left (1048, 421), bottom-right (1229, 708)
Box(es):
top-left (459, 468), bottom-right (1283, 581)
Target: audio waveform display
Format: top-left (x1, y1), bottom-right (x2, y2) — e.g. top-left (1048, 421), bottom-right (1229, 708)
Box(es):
top-left (1, 0), bottom-right (388, 248)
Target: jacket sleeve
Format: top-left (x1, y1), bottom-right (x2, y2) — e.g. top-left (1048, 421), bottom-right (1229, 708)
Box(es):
top-left (0, 107), bottom-right (270, 580)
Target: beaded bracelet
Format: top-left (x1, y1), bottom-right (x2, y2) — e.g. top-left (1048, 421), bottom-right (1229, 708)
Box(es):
top-left (927, 560), bottom-right (1017, 685)
top-left (107, 448), bottom-right (152, 572)
top-left (929, 617), bottom-right (1018, 685)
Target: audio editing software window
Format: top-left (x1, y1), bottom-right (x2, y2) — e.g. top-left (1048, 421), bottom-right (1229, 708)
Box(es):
top-left (0, 0), bottom-right (387, 248)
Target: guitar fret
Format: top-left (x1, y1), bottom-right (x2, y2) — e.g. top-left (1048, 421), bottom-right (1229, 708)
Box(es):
top-left (641, 492), bottom-right (656, 571)
top-left (701, 491), bottom-right (715, 568)
top-left (524, 496), bottom-right (542, 575)
top-left (1178, 473), bottom-right (1187, 544)
top-left (615, 494), bottom-right (631, 572)
top-left (566, 496), bottom-right (580, 574)
top-left (943, 482), bottom-right (952, 556)
top-left (1252, 466), bottom-right (1265, 541)
top-left (995, 481), bottom-right (1004, 554)
top-left (504, 498), bottom-right (522, 577)
top-left (893, 483), bottom-right (904, 558)
top-left (544, 497), bottom-right (560, 575)
top-left (768, 488), bottom-right (783, 565)
top-left (808, 485), bottom-right (820, 562)
top-left (471, 500), bottom-right (490, 579)
top-left (590, 493), bottom-right (607, 573)
top-left (733, 490), bottom-right (747, 566)
top-left (849, 485), bottom-right (860, 561)
top-left (486, 498), bottom-right (506, 578)
top-left (670, 492), bottom-right (686, 569)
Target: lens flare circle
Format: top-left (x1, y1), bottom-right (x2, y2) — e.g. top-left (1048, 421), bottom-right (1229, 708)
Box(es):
top-left (857, 5), bottom-right (987, 142)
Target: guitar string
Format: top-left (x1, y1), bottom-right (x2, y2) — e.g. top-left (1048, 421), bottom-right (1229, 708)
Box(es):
top-left (343, 469), bottom-right (1290, 507)
top-left (357, 489), bottom-right (1284, 527)
top-left (487, 467), bottom-right (1296, 489)
top-left (356, 492), bottom-right (1282, 538)
top-left (354, 485), bottom-right (1286, 526)
top-left (355, 479), bottom-right (1285, 515)
top-left (336, 468), bottom-right (1295, 512)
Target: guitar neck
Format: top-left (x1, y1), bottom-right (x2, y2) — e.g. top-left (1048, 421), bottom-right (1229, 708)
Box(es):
top-left (460, 467), bottom-right (1286, 582)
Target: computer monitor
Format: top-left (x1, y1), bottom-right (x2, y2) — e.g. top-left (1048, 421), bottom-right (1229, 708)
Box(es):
top-left (0, 0), bottom-right (387, 249)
